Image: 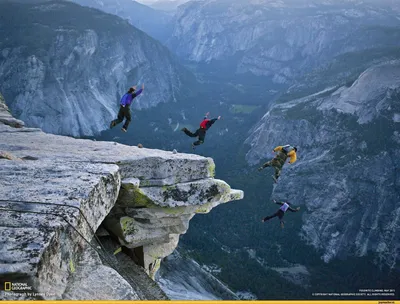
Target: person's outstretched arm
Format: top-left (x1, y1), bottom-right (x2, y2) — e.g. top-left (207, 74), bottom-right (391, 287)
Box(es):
top-left (206, 116), bottom-right (221, 128)
top-left (258, 160), bottom-right (270, 170)
top-left (273, 199), bottom-right (284, 206)
top-left (288, 206), bottom-right (300, 212)
top-left (209, 118), bottom-right (218, 124)
top-left (273, 146), bottom-right (283, 153)
top-left (134, 88), bottom-right (143, 97)
top-left (133, 84), bottom-right (144, 98)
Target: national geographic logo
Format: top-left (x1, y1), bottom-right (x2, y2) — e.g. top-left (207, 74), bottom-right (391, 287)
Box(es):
top-left (3, 282), bottom-right (33, 291)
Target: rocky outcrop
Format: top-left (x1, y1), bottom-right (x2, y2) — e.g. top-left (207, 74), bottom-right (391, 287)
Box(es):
top-left (0, 93), bottom-right (24, 129)
top-left (245, 61), bottom-right (400, 268)
top-left (0, 0), bottom-right (194, 137)
top-left (103, 175), bottom-right (242, 279)
top-left (0, 94), bottom-right (243, 300)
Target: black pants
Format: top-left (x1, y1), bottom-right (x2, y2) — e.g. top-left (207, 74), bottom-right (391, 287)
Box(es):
top-left (263, 209), bottom-right (285, 222)
top-left (183, 128), bottom-right (206, 146)
top-left (112, 105), bottom-right (131, 129)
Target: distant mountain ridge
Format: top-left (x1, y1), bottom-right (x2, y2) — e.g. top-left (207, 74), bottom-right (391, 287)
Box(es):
top-left (68, 0), bottom-right (173, 42)
top-left (166, 0), bottom-right (400, 85)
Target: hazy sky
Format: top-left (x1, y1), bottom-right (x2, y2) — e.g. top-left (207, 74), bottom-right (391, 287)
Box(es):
top-left (136, 0), bottom-right (189, 4)
top-left (137, 0), bottom-right (177, 3)
top-left (135, 0), bottom-right (400, 9)
top-left (136, 0), bottom-right (397, 3)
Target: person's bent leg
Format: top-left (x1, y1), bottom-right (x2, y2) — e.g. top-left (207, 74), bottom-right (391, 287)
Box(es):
top-left (192, 129), bottom-right (206, 146)
top-left (111, 106), bottom-right (125, 127)
top-left (274, 166), bottom-right (282, 179)
top-left (183, 128), bottom-right (199, 137)
top-left (259, 160), bottom-right (272, 171)
top-left (262, 211), bottom-right (279, 222)
top-left (263, 161), bottom-right (272, 168)
top-left (122, 107), bottom-right (131, 130)
top-left (195, 129), bottom-right (206, 145)
top-left (271, 159), bottom-right (283, 180)
top-left (278, 210), bottom-right (285, 228)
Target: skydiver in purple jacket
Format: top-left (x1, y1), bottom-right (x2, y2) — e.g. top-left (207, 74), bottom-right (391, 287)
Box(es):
top-left (110, 84), bottom-right (144, 132)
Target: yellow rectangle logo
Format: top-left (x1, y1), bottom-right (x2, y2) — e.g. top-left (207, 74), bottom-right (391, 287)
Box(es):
top-left (4, 282), bottom-right (11, 291)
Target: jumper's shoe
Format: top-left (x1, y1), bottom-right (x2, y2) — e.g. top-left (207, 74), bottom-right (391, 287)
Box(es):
top-left (272, 175), bottom-right (278, 184)
top-left (121, 128), bottom-right (127, 132)
top-left (110, 121), bottom-right (117, 129)
top-left (280, 221), bottom-right (285, 229)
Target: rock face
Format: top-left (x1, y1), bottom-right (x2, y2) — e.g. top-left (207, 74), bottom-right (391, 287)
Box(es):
top-left (167, 0), bottom-right (400, 83)
top-left (0, 94), bottom-right (243, 300)
top-left (156, 249), bottom-right (239, 300)
top-left (104, 177), bottom-right (242, 279)
top-left (62, 247), bottom-right (141, 300)
top-left (245, 61), bottom-right (400, 268)
top-left (0, 0), bottom-right (193, 137)
top-left (0, 93), bottom-right (24, 129)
